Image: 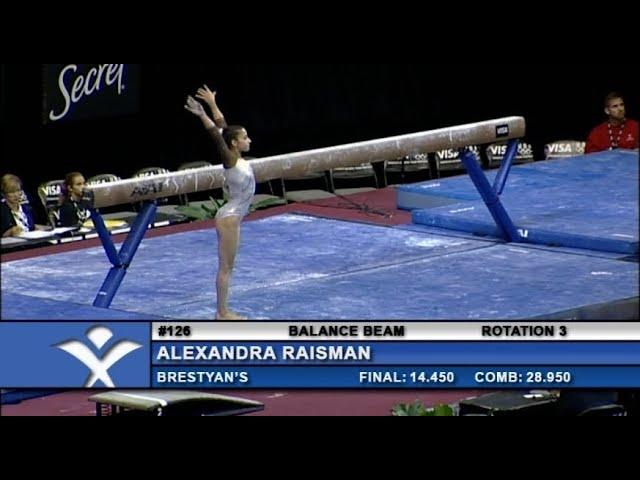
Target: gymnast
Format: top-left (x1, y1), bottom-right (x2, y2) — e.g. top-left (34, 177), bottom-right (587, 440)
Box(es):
top-left (185, 86), bottom-right (254, 321)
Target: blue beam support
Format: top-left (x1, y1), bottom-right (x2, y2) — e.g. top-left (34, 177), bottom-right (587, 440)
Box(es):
top-left (459, 148), bottom-right (522, 243)
top-left (92, 202), bottom-right (158, 309)
top-left (493, 139), bottom-right (519, 196)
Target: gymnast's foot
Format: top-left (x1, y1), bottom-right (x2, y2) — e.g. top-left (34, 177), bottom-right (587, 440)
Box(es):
top-left (216, 311), bottom-right (248, 321)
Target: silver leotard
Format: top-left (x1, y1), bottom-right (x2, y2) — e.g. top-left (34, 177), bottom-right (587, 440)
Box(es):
top-left (217, 158), bottom-right (256, 219)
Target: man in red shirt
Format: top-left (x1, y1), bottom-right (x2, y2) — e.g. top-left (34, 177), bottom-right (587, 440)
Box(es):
top-left (585, 92), bottom-right (639, 154)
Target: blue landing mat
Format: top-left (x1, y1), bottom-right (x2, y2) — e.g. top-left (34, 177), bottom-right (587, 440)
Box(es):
top-left (398, 151), bottom-right (639, 254)
top-left (1, 215), bottom-right (637, 320)
top-left (395, 224), bottom-right (630, 261)
top-left (1, 293), bottom-right (165, 320)
top-left (1, 215), bottom-right (482, 320)
top-left (189, 244), bottom-right (637, 320)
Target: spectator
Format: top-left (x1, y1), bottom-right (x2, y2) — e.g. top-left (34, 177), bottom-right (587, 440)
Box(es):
top-left (585, 92), bottom-right (639, 154)
top-left (59, 172), bottom-right (92, 227)
top-left (1, 174), bottom-right (36, 238)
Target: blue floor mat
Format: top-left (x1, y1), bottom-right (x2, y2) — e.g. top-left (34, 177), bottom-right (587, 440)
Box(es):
top-left (2, 214), bottom-right (637, 320)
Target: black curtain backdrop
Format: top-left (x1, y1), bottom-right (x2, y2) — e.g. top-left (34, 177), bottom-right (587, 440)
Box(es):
top-left (1, 63), bottom-right (637, 215)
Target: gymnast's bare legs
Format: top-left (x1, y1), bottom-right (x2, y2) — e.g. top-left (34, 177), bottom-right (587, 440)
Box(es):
top-left (215, 215), bottom-right (246, 321)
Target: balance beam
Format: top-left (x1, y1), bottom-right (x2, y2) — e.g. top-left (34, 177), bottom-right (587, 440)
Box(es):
top-left (88, 116), bottom-right (526, 309)
top-left (89, 117), bottom-right (525, 209)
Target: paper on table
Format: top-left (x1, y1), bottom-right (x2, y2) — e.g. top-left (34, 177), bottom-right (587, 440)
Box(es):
top-left (51, 227), bottom-right (79, 235)
top-left (17, 231), bottom-right (55, 240)
top-left (1, 237), bottom-right (27, 246)
top-left (83, 219), bottom-right (129, 230)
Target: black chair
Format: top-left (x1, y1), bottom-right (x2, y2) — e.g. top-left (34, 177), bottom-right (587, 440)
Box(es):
top-left (281, 171), bottom-right (335, 203)
top-left (385, 154), bottom-right (433, 184)
top-left (330, 162), bottom-right (379, 195)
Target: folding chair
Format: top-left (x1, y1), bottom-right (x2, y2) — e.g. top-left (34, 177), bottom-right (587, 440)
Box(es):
top-left (281, 171), bottom-right (335, 203)
top-left (330, 162), bottom-right (379, 196)
top-left (385, 154), bottom-right (433, 184)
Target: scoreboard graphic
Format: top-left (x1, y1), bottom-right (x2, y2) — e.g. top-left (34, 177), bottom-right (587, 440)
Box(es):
top-left (1, 322), bottom-right (638, 389)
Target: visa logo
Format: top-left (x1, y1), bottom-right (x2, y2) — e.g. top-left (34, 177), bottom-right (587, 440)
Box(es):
top-left (546, 143), bottom-right (585, 154)
top-left (438, 149), bottom-right (461, 160)
top-left (489, 143), bottom-right (533, 157)
top-left (44, 185), bottom-right (62, 196)
top-left (437, 146), bottom-right (481, 160)
top-left (496, 125), bottom-right (510, 137)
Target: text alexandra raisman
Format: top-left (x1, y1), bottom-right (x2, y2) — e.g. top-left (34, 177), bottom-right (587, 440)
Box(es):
top-left (156, 345), bottom-right (372, 362)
